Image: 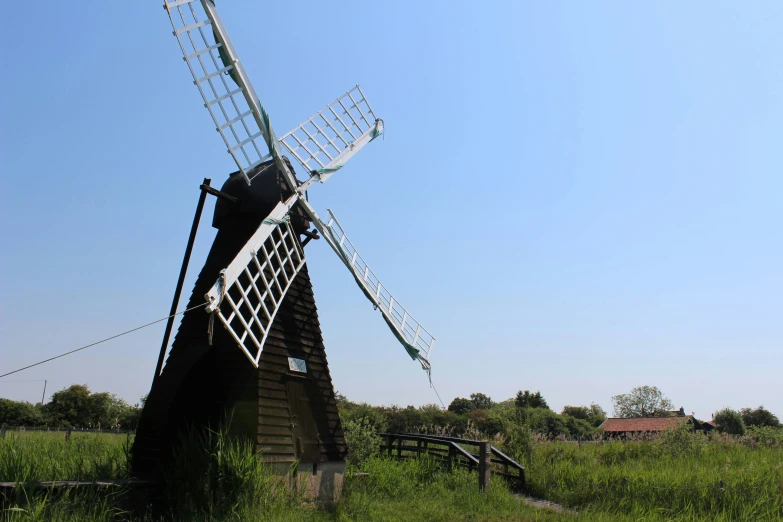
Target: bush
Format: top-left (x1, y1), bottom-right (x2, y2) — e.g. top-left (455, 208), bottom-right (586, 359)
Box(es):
top-left (655, 423), bottom-right (706, 456)
top-left (447, 397), bottom-right (474, 415)
top-left (0, 399), bottom-right (44, 426)
top-left (714, 407), bottom-right (746, 435)
top-left (466, 409), bottom-right (503, 437)
top-left (523, 407), bottom-right (567, 437)
top-left (562, 414), bottom-right (598, 439)
top-left (740, 405), bottom-right (781, 428)
top-left (340, 403), bottom-right (387, 467)
top-left (746, 425), bottom-right (783, 446)
top-left (502, 424), bottom-right (534, 464)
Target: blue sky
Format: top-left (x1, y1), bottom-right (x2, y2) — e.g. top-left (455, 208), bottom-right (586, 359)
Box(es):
top-left (1, 1), bottom-right (781, 421)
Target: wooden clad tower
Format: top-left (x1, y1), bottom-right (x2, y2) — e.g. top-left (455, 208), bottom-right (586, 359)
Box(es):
top-left (133, 161), bottom-right (345, 478)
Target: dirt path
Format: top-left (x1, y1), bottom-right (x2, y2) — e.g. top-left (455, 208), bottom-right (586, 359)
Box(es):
top-left (516, 494), bottom-right (578, 515)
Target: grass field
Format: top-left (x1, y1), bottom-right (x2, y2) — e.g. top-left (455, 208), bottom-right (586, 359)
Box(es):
top-left (523, 429), bottom-right (783, 521)
top-left (1, 428), bottom-right (781, 521)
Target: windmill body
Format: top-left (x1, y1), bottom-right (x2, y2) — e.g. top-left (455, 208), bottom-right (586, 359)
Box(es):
top-left (133, 160), bottom-right (346, 479)
top-left (133, 0), bottom-right (436, 492)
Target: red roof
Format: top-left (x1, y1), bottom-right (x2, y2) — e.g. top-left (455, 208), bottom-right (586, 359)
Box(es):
top-left (601, 416), bottom-right (692, 433)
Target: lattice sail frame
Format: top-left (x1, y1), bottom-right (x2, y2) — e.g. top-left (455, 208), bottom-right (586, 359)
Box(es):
top-left (280, 86), bottom-right (383, 183)
top-left (164, 0), bottom-right (382, 191)
top-left (302, 202), bottom-right (435, 370)
top-left (164, 0), bottom-right (296, 189)
top-left (204, 200), bottom-right (305, 367)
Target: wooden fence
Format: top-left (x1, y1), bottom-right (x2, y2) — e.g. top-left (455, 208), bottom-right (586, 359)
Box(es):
top-left (378, 433), bottom-right (525, 492)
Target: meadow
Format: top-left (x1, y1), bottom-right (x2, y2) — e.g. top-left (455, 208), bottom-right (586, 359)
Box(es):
top-left (0, 427), bottom-right (781, 521)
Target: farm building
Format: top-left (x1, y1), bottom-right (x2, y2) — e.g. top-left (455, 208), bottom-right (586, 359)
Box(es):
top-left (600, 413), bottom-right (709, 438)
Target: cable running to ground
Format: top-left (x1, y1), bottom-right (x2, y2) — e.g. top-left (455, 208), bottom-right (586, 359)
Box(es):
top-left (430, 379), bottom-right (447, 409)
top-left (0, 303), bottom-right (209, 379)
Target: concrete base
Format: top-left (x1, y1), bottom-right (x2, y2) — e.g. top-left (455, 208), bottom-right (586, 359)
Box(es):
top-left (268, 461), bottom-right (346, 505)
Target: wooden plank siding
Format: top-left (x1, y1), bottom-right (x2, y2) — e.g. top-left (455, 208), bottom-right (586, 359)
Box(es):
top-left (132, 163), bottom-right (346, 481)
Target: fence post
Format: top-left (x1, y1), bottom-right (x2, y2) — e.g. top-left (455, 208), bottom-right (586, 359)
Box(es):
top-left (478, 441), bottom-right (491, 493)
top-left (386, 435), bottom-right (393, 456)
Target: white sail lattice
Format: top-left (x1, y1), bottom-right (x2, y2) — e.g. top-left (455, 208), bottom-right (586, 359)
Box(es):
top-left (205, 201), bottom-right (305, 367)
top-left (280, 86), bottom-right (383, 183)
top-left (315, 207), bottom-right (435, 368)
top-left (164, 0), bottom-right (279, 185)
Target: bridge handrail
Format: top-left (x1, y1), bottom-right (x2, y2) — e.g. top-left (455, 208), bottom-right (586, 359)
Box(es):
top-left (395, 433), bottom-right (525, 473)
top-left (378, 432), bottom-right (479, 466)
top-left (377, 432), bottom-right (525, 490)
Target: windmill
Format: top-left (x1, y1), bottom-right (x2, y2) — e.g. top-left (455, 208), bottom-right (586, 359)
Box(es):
top-left (132, 0), bottom-right (436, 488)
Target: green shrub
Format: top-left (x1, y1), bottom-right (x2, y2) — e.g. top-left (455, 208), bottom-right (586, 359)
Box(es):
top-left (745, 425), bottom-right (783, 446)
top-left (714, 407), bottom-right (746, 435)
top-left (502, 424), bottom-right (535, 465)
top-left (655, 423), bottom-right (706, 456)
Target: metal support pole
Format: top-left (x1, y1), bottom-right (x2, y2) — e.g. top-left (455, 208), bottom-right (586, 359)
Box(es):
top-left (152, 178), bottom-right (211, 383)
top-left (40, 380), bottom-right (47, 406)
top-left (478, 441), bottom-right (491, 493)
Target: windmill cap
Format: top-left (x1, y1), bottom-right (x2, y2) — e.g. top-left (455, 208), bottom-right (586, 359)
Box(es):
top-left (212, 157), bottom-right (309, 232)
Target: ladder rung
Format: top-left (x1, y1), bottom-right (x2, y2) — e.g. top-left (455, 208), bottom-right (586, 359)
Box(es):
top-left (174, 19), bottom-right (211, 36)
top-left (186, 43), bottom-right (222, 61)
top-left (194, 65), bottom-right (233, 84)
top-left (206, 88), bottom-right (243, 107)
top-left (229, 131), bottom-right (263, 153)
top-left (165, 0), bottom-right (196, 10)
top-left (219, 109), bottom-right (253, 131)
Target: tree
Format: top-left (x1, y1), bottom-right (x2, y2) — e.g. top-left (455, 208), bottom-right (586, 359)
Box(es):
top-left (561, 403), bottom-right (606, 427)
top-left (587, 403), bottom-right (607, 427)
top-left (740, 406), bottom-right (781, 428)
top-left (523, 407), bottom-right (566, 437)
top-left (470, 393), bottom-right (493, 410)
top-left (714, 407), bottom-right (746, 436)
top-left (561, 405), bottom-right (589, 420)
top-left (515, 390), bottom-right (549, 409)
top-left (38, 384), bottom-right (142, 429)
top-left (42, 384), bottom-right (92, 427)
top-left (447, 397), bottom-right (475, 415)
top-left (0, 399), bottom-right (45, 426)
top-left (88, 392), bottom-right (130, 427)
top-left (612, 385), bottom-right (673, 418)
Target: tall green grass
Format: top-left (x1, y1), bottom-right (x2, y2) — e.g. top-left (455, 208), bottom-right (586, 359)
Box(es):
top-left (161, 424), bottom-right (313, 521)
top-left (0, 431), bottom-right (131, 483)
top-left (337, 455), bottom-right (557, 522)
top-left (517, 428), bottom-right (783, 521)
top-left (2, 427), bottom-right (782, 521)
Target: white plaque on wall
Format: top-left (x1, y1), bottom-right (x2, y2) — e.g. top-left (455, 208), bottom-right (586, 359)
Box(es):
top-left (288, 357), bottom-right (307, 373)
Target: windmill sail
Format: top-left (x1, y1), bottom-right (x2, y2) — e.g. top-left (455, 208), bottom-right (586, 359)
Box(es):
top-left (204, 198), bottom-right (305, 367)
top-left (299, 201), bottom-right (435, 371)
top-left (280, 86), bottom-right (383, 186)
top-left (164, 0), bottom-right (297, 190)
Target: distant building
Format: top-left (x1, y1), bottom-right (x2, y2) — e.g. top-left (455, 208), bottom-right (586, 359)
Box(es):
top-left (600, 409), bottom-right (708, 438)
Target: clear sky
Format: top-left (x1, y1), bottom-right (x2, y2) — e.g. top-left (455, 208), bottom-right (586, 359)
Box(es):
top-left (1, 1), bottom-right (781, 421)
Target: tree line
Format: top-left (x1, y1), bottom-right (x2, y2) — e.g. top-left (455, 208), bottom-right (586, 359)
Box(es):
top-left (337, 384), bottom-right (781, 450)
top-left (2, 383), bottom-right (779, 438)
top-left (0, 384), bottom-right (145, 430)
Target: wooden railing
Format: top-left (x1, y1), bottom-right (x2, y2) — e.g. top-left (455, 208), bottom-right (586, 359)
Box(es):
top-left (378, 433), bottom-right (525, 491)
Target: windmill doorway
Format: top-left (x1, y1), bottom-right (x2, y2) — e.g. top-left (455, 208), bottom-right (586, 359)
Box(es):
top-left (286, 379), bottom-right (320, 466)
